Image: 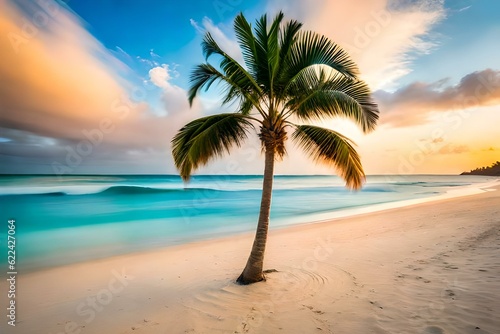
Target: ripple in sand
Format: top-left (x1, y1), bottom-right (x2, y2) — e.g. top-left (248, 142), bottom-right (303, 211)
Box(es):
top-left (180, 262), bottom-right (357, 332)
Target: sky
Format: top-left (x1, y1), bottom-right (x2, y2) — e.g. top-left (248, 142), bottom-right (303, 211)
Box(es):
top-left (0, 0), bottom-right (499, 176)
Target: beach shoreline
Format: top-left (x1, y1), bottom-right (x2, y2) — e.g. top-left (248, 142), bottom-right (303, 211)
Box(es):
top-left (1, 184), bottom-right (499, 333)
top-left (271, 178), bottom-right (500, 228)
top-left (3, 175), bottom-right (498, 274)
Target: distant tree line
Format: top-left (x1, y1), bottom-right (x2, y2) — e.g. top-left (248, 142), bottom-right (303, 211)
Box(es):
top-left (461, 161), bottom-right (500, 176)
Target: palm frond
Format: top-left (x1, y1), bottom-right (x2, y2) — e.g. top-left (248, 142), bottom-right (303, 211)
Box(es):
top-left (281, 30), bottom-right (359, 86)
top-left (234, 13), bottom-right (259, 78)
top-left (238, 97), bottom-right (255, 115)
top-left (171, 114), bottom-right (255, 181)
top-left (266, 11), bottom-right (284, 88)
top-left (286, 68), bottom-right (378, 132)
top-left (251, 12), bottom-right (285, 94)
top-left (201, 32), bottom-right (262, 97)
top-left (253, 13), bottom-right (270, 87)
top-left (274, 19), bottom-right (303, 98)
top-left (291, 125), bottom-right (365, 189)
top-left (188, 63), bottom-right (221, 106)
top-left (189, 63), bottom-right (263, 116)
top-left (278, 19), bottom-right (302, 66)
top-left (184, 12), bottom-right (377, 189)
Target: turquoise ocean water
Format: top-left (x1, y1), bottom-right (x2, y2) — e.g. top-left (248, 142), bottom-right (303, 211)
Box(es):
top-left (0, 174), bottom-right (496, 271)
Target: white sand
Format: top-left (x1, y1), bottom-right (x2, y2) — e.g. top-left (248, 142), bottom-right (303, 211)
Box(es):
top-left (2, 185), bottom-right (499, 334)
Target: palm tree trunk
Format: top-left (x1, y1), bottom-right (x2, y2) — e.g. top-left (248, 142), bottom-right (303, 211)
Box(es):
top-left (236, 147), bottom-right (275, 284)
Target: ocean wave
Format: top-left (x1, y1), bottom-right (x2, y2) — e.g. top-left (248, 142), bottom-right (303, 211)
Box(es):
top-left (396, 181), bottom-right (469, 187)
top-left (0, 185), bottom-right (239, 197)
top-left (98, 185), bottom-right (233, 196)
top-left (0, 183), bottom-right (397, 197)
top-left (420, 183), bottom-right (469, 187)
top-left (395, 182), bottom-right (427, 186)
top-left (99, 185), bottom-right (179, 195)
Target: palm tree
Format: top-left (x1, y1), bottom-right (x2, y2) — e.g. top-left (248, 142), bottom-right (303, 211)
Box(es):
top-left (172, 12), bottom-right (379, 285)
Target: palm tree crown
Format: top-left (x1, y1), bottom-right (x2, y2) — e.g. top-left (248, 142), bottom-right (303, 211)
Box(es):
top-left (172, 12), bottom-right (379, 284)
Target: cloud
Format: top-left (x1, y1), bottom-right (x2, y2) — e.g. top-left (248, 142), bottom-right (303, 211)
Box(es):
top-left (0, 1), bottom-right (135, 140)
top-left (266, 0), bottom-right (445, 89)
top-left (190, 18), bottom-right (204, 34)
top-left (136, 56), bottom-right (158, 68)
top-left (376, 69), bottom-right (500, 126)
top-left (114, 46), bottom-right (132, 60)
top-left (149, 49), bottom-right (161, 58)
top-left (0, 0), bottom-right (199, 174)
top-left (190, 17), bottom-right (243, 64)
top-left (438, 144), bottom-right (469, 155)
top-left (431, 137), bottom-right (444, 144)
top-left (149, 64), bottom-right (172, 89)
top-left (148, 64), bottom-right (195, 116)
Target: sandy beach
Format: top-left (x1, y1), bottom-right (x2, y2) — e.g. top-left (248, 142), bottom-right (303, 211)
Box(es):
top-left (2, 185), bottom-right (499, 334)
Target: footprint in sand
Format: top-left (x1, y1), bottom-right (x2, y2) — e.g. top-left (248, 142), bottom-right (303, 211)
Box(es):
top-left (303, 304), bottom-right (326, 314)
top-left (422, 325), bottom-right (445, 334)
top-left (369, 300), bottom-right (384, 309)
top-left (444, 264), bottom-right (459, 270)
